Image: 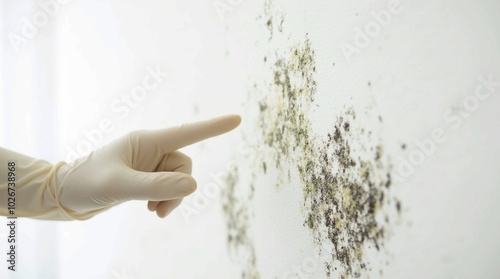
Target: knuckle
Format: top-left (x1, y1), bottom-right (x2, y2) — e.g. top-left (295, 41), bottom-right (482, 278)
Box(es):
top-left (184, 155), bottom-right (193, 168)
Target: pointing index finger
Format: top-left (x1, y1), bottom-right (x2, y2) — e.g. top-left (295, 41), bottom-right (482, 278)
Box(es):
top-left (140, 114), bottom-right (242, 153)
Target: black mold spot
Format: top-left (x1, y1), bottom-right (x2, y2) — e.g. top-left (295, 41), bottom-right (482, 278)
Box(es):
top-left (255, 37), bottom-right (399, 277)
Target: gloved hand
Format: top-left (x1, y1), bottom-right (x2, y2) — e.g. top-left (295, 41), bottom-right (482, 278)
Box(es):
top-left (0, 114), bottom-right (241, 221)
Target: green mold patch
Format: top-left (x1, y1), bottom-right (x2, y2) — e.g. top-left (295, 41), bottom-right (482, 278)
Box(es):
top-left (220, 1), bottom-right (400, 277)
top-left (257, 37), bottom-right (399, 278)
top-left (259, 38), bottom-right (316, 174)
top-left (221, 165), bottom-right (260, 279)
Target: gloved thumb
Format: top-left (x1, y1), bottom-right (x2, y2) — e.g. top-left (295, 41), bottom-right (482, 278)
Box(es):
top-left (112, 169), bottom-right (197, 202)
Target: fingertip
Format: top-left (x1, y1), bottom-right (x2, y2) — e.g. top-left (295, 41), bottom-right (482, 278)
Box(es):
top-left (157, 210), bottom-right (166, 218)
top-left (177, 175), bottom-right (197, 197)
top-left (227, 114), bottom-right (242, 128)
top-left (222, 114), bottom-right (242, 132)
top-left (147, 201), bottom-right (158, 212)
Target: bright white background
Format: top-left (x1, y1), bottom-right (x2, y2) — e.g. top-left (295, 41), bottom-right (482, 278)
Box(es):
top-left (1, 0), bottom-right (500, 278)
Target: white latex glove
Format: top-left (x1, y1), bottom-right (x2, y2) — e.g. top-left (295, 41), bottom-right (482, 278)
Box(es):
top-left (0, 114), bottom-right (241, 221)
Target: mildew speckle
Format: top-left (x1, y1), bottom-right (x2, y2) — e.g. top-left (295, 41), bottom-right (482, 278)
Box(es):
top-left (264, 0), bottom-right (285, 41)
top-left (221, 165), bottom-right (260, 279)
top-left (255, 33), bottom-right (399, 279)
top-left (258, 38), bottom-right (316, 174)
top-left (222, 1), bottom-right (400, 278)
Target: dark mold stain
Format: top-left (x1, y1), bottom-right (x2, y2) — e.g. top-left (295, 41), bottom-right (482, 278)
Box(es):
top-left (256, 37), bottom-right (399, 278)
top-left (221, 165), bottom-right (260, 279)
top-left (223, 2), bottom-right (401, 277)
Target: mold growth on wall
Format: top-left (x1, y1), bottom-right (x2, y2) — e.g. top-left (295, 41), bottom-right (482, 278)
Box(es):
top-left (260, 39), bottom-right (316, 175)
top-left (263, 0), bottom-right (284, 41)
top-left (256, 2), bottom-right (400, 277)
top-left (256, 35), bottom-right (400, 278)
top-left (221, 1), bottom-right (400, 278)
top-left (221, 165), bottom-right (261, 279)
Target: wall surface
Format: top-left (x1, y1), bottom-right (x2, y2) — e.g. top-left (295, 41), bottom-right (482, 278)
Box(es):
top-left (1, 0), bottom-right (500, 278)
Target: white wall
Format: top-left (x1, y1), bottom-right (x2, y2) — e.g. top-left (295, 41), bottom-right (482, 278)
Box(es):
top-left (1, 0), bottom-right (500, 278)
